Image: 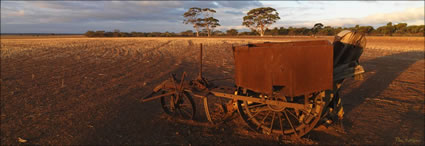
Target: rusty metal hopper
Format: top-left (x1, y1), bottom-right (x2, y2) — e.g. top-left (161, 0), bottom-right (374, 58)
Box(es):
top-left (233, 40), bottom-right (333, 97)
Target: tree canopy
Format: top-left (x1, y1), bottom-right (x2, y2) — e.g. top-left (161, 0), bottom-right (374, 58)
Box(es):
top-left (183, 7), bottom-right (220, 37)
top-left (226, 29), bottom-right (238, 36)
top-left (200, 8), bottom-right (220, 37)
top-left (312, 23), bottom-right (324, 35)
top-left (183, 7), bottom-right (203, 37)
top-left (242, 7), bottom-right (280, 37)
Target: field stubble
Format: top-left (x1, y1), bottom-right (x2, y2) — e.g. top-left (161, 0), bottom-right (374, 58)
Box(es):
top-left (1, 36), bottom-right (424, 145)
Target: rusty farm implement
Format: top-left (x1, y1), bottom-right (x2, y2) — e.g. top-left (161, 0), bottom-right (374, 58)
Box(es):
top-left (141, 31), bottom-right (366, 138)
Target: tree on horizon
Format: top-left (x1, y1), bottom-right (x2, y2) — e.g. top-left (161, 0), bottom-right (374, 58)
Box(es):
top-left (183, 7), bottom-right (203, 37)
top-left (242, 7), bottom-right (280, 37)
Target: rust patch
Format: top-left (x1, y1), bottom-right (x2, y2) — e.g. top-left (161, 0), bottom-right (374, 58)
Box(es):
top-left (233, 40), bottom-right (333, 96)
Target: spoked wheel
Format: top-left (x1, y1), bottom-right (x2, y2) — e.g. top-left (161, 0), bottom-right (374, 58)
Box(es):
top-left (204, 94), bottom-right (233, 124)
top-left (237, 91), bottom-right (326, 138)
top-left (160, 90), bottom-right (196, 120)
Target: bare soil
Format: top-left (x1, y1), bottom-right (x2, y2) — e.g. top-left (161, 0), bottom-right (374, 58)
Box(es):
top-left (1, 37), bottom-right (424, 145)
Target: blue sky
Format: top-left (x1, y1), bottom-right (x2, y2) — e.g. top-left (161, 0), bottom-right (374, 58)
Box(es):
top-left (1, 1), bottom-right (424, 33)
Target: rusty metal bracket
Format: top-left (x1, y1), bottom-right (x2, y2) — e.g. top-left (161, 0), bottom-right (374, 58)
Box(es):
top-left (210, 91), bottom-right (305, 110)
top-left (141, 91), bottom-right (176, 103)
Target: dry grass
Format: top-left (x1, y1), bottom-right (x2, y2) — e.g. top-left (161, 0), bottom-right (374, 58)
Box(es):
top-left (365, 36), bottom-right (424, 51)
top-left (1, 36), bottom-right (423, 59)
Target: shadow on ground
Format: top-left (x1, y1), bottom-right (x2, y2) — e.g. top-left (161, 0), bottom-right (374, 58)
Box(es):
top-left (78, 50), bottom-right (424, 145)
top-left (309, 50), bottom-right (424, 145)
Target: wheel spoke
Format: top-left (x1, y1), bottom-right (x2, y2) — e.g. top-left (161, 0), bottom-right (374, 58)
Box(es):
top-left (180, 108), bottom-right (192, 118)
top-left (249, 107), bottom-right (267, 114)
top-left (248, 103), bottom-right (266, 108)
top-left (257, 111), bottom-right (271, 130)
top-left (247, 108), bottom-right (267, 121)
top-left (283, 109), bottom-right (298, 136)
top-left (178, 109), bottom-right (187, 118)
top-left (182, 106), bottom-right (192, 116)
top-left (236, 92), bottom-right (325, 137)
top-left (169, 98), bottom-right (174, 111)
top-left (278, 112), bottom-right (284, 134)
top-left (161, 91), bottom-right (195, 120)
top-left (269, 112), bottom-right (276, 134)
top-left (174, 94), bottom-right (180, 104)
top-left (286, 109), bottom-right (299, 119)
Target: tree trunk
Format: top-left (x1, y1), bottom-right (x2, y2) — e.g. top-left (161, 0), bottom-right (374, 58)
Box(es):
top-left (260, 24), bottom-right (264, 37)
top-left (195, 26), bottom-right (199, 37)
top-left (207, 24), bottom-right (210, 37)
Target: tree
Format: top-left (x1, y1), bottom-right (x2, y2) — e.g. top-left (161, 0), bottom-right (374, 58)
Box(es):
top-left (201, 17), bottom-right (220, 37)
top-left (130, 32), bottom-right (138, 37)
top-left (295, 27), bottom-right (311, 35)
top-left (383, 22), bottom-right (395, 36)
top-left (357, 26), bottom-right (374, 34)
top-left (226, 29), bottom-right (238, 36)
top-left (318, 26), bottom-right (335, 35)
top-left (200, 8), bottom-right (220, 37)
top-left (213, 30), bottom-right (224, 36)
top-left (242, 7), bottom-right (280, 37)
top-left (181, 30), bottom-right (194, 37)
top-left (270, 27), bottom-right (279, 35)
top-left (278, 27), bottom-right (288, 35)
top-left (113, 29), bottom-right (120, 37)
top-left (120, 32), bottom-right (130, 37)
top-left (183, 7), bottom-right (202, 37)
top-left (200, 29), bottom-right (208, 36)
top-left (394, 23), bottom-right (407, 34)
top-left (312, 23), bottom-right (324, 35)
top-left (84, 30), bottom-right (95, 37)
top-left (287, 26), bottom-right (296, 35)
top-left (94, 30), bottom-right (105, 37)
top-left (406, 25), bottom-right (422, 34)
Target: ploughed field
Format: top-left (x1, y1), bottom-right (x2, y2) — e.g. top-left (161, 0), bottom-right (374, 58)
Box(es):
top-left (1, 36), bottom-right (424, 145)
